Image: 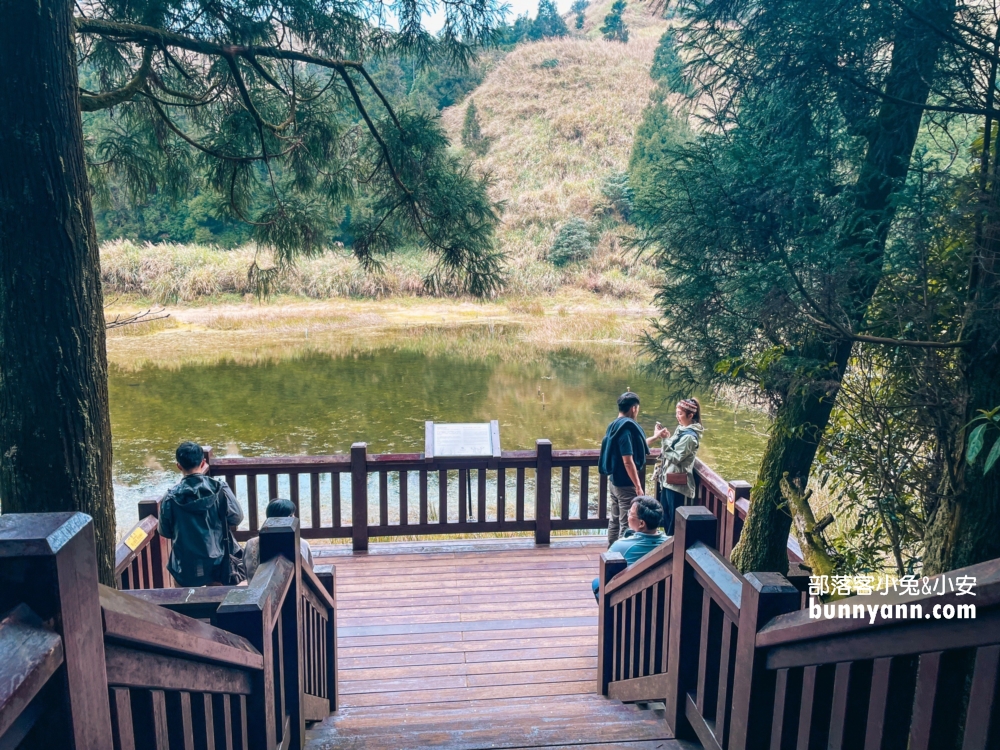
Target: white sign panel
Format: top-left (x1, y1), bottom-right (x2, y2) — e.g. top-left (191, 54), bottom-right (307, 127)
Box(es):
top-left (426, 420), bottom-right (500, 458)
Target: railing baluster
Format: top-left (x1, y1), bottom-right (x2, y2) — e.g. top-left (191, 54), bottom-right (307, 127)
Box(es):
top-left (459, 468), bottom-right (467, 525)
top-left (600, 474), bottom-right (608, 520)
top-left (267, 473), bottom-right (278, 502)
top-left (247, 474), bottom-right (259, 535)
top-left (400, 470), bottom-right (408, 526)
top-left (289, 472), bottom-right (300, 512)
top-left (439, 469), bottom-right (448, 524)
top-left (580, 466), bottom-right (589, 520)
top-left (561, 465), bottom-right (570, 520)
top-left (332, 472), bottom-right (341, 528)
top-left (310, 472), bottom-right (320, 530)
top-left (478, 468), bottom-right (487, 523)
top-left (379, 470), bottom-right (388, 526)
top-left (516, 467), bottom-right (525, 522)
top-left (715, 615), bottom-right (738, 748)
top-left (497, 467), bottom-right (506, 526)
top-left (419, 469), bottom-right (428, 525)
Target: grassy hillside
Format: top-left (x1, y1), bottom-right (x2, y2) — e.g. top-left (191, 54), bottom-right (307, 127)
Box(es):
top-left (101, 11), bottom-right (671, 304)
top-left (441, 8), bottom-right (669, 297)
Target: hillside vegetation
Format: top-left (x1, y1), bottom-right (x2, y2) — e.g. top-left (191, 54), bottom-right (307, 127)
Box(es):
top-left (101, 7), bottom-right (672, 304)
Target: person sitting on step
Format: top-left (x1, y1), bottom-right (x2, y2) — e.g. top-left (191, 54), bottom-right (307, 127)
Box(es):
top-left (591, 495), bottom-right (666, 602)
top-left (243, 498), bottom-right (315, 580)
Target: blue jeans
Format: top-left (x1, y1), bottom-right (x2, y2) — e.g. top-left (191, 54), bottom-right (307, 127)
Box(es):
top-left (592, 577), bottom-right (600, 602)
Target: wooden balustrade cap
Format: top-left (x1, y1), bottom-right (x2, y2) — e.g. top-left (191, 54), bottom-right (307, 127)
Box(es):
top-left (676, 505), bottom-right (716, 521)
top-left (0, 512), bottom-right (91, 557)
top-left (756, 557), bottom-right (1000, 648)
top-left (217, 555), bottom-right (294, 623)
top-left (0, 603), bottom-right (64, 733)
top-left (687, 542), bottom-right (743, 614)
top-left (100, 585), bottom-right (263, 671)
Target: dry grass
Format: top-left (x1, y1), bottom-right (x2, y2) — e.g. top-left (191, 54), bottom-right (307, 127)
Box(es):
top-left (103, 294), bottom-right (655, 372)
top-left (441, 20), bottom-right (668, 296)
top-left (101, 240), bottom-right (433, 304)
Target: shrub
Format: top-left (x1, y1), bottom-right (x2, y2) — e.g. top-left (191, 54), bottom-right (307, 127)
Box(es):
top-left (571, 0), bottom-right (588, 29)
top-left (540, 58), bottom-right (559, 69)
top-left (549, 218), bottom-right (594, 266)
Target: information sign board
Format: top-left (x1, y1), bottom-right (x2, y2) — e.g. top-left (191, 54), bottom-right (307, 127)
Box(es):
top-left (425, 420), bottom-right (501, 459)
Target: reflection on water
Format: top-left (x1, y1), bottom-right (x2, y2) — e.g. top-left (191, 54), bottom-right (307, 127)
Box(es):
top-left (110, 344), bottom-right (768, 538)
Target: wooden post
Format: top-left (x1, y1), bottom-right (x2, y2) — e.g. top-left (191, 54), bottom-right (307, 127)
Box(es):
top-left (137, 498), bottom-right (171, 588)
top-left (535, 440), bottom-right (552, 545)
top-left (260, 517), bottom-right (304, 749)
top-left (727, 572), bottom-right (801, 750)
top-left (350, 442), bottom-right (369, 552)
top-left (597, 551), bottom-right (628, 695)
top-left (724, 481), bottom-right (751, 558)
top-left (315, 565), bottom-right (338, 713)
top-left (664, 506), bottom-right (717, 739)
top-left (0, 512), bottom-right (114, 749)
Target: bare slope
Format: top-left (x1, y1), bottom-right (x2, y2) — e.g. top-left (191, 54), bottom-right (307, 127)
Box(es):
top-left (441, 10), bottom-right (668, 296)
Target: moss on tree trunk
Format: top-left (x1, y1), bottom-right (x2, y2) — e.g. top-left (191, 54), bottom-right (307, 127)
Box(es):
top-left (0, 0), bottom-right (117, 584)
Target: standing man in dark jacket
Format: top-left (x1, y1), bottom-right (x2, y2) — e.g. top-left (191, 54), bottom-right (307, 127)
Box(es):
top-left (158, 441), bottom-right (243, 587)
top-left (599, 392), bottom-right (666, 545)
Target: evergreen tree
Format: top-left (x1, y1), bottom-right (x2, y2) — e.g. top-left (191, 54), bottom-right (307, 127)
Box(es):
top-left (461, 100), bottom-right (490, 157)
top-left (600, 0), bottom-right (629, 43)
top-left (549, 218), bottom-right (593, 266)
top-left (636, 0), bottom-right (976, 575)
top-left (649, 30), bottom-right (690, 97)
top-left (529, 0), bottom-right (569, 40)
top-left (571, 0), bottom-right (589, 30)
top-left (0, 0), bottom-right (504, 584)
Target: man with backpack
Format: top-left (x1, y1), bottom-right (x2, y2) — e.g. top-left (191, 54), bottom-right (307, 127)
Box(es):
top-left (158, 441), bottom-right (245, 587)
top-left (599, 392), bottom-right (667, 545)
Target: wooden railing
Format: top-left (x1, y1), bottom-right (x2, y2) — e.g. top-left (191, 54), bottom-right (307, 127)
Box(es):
top-left (1, 511), bottom-right (336, 750)
top-left (115, 498), bottom-right (171, 590)
top-left (208, 443), bottom-right (804, 558)
top-left (597, 506), bottom-right (1000, 750)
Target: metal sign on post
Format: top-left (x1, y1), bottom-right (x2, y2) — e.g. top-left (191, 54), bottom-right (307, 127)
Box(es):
top-left (425, 420), bottom-right (501, 459)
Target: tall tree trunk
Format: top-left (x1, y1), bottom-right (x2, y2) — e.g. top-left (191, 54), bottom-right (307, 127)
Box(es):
top-left (923, 145), bottom-right (1000, 575)
top-left (0, 0), bottom-right (117, 584)
top-left (731, 0), bottom-right (955, 574)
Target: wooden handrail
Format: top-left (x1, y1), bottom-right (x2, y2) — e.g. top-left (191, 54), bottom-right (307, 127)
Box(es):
top-left (101, 584), bottom-right (263, 670)
top-left (2, 512), bottom-right (337, 750)
top-left (604, 537), bottom-right (675, 596)
top-left (0, 604), bottom-right (65, 745)
top-left (756, 556), bottom-right (1000, 648)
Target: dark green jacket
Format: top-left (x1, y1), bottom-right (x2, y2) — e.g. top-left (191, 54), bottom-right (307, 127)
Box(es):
top-left (158, 474), bottom-right (242, 587)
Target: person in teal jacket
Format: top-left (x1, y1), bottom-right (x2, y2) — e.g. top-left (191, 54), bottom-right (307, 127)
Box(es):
top-left (592, 495), bottom-right (666, 600)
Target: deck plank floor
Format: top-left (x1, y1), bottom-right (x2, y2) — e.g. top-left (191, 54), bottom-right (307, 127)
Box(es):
top-left (305, 537), bottom-right (692, 750)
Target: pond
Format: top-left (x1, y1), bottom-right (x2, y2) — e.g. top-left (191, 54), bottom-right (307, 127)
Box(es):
top-left (109, 330), bottom-right (769, 538)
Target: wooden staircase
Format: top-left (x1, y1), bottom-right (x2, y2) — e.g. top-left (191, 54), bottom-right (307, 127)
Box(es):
top-left (304, 537), bottom-right (691, 749)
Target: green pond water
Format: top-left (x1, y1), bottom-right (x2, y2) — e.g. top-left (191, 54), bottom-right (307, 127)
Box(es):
top-left (110, 337), bottom-right (769, 538)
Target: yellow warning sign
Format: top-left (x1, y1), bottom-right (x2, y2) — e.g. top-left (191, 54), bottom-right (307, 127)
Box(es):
top-left (124, 526), bottom-right (148, 551)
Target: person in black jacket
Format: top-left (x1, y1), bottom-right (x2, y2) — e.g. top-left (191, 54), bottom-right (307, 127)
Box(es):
top-left (599, 392), bottom-right (667, 545)
top-left (158, 441), bottom-right (243, 587)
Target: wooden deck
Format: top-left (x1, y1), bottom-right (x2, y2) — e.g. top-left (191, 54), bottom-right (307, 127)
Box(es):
top-left (306, 537), bottom-right (692, 750)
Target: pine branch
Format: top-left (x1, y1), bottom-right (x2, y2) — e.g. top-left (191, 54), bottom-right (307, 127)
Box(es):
top-left (80, 45), bottom-right (153, 112)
